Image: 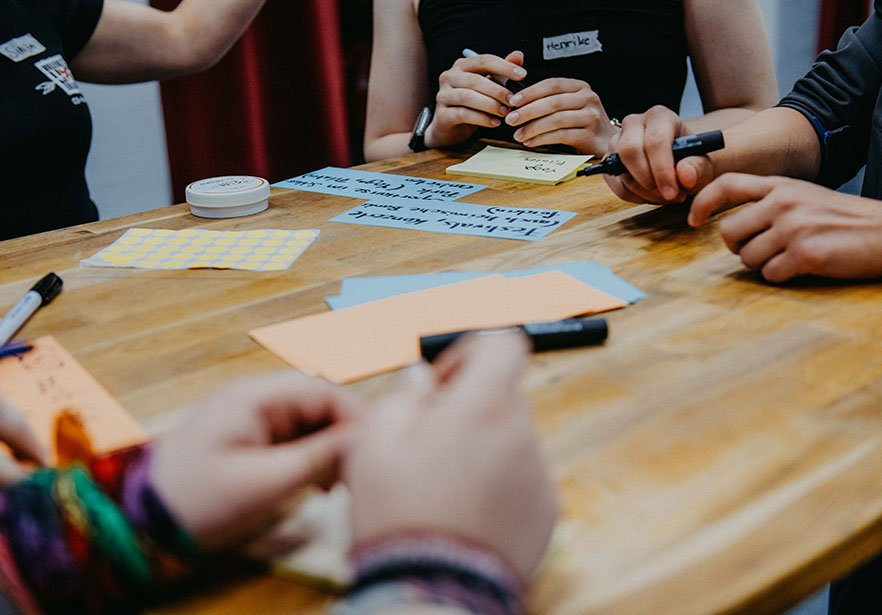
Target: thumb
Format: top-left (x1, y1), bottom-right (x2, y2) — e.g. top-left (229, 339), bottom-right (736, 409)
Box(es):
top-left (261, 424), bottom-right (352, 494)
top-left (676, 156), bottom-right (715, 194)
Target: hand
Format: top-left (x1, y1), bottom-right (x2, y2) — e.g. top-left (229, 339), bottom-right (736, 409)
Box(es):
top-left (151, 372), bottom-right (359, 550)
top-left (425, 51), bottom-right (526, 149)
top-left (0, 396), bottom-right (47, 485)
top-left (346, 332), bottom-right (557, 581)
top-left (505, 77), bottom-right (617, 155)
top-left (605, 106), bottom-right (691, 203)
top-left (689, 173), bottom-right (882, 282)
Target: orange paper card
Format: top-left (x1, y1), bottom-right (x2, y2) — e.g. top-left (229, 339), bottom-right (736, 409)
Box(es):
top-left (250, 271), bottom-right (626, 383)
top-left (0, 336), bottom-right (146, 464)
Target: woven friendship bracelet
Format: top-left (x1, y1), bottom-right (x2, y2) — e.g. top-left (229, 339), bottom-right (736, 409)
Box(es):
top-left (336, 533), bottom-right (523, 615)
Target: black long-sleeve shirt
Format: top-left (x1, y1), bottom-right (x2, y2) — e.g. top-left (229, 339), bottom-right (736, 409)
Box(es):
top-left (778, 0), bottom-right (882, 197)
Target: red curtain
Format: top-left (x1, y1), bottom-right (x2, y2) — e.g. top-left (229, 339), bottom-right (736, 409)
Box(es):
top-left (817, 0), bottom-right (873, 53)
top-left (149, 0), bottom-right (352, 201)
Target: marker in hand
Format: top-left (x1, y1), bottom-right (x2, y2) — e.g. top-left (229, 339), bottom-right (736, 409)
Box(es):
top-left (0, 273), bottom-right (62, 346)
top-left (462, 48), bottom-right (528, 93)
top-left (577, 130), bottom-right (725, 177)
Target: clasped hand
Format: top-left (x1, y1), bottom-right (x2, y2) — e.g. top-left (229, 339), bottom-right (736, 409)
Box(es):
top-left (427, 50), bottom-right (617, 155)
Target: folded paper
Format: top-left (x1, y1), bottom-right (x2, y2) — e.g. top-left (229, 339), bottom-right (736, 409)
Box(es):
top-left (251, 272), bottom-right (626, 383)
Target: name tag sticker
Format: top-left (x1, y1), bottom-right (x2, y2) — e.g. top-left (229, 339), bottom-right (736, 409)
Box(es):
top-left (0, 34), bottom-right (46, 63)
top-left (543, 30), bottom-right (602, 60)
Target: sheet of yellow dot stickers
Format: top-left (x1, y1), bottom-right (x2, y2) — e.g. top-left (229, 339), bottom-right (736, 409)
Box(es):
top-left (80, 228), bottom-right (320, 272)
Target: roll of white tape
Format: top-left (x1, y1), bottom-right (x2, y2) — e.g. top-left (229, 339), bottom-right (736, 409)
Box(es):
top-left (186, 176), bottom-right (270, 219)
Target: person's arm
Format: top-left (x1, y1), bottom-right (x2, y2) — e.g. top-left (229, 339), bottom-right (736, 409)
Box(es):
top-left (336, 333), bottom-right (557, 615)
top-left (363, 0), bottom-right (432, 161)
top-left (0, 372), bottom-right (356, 614)
top-left (364, 0), bottom-right (526, 161)
top-left (70, 0), bottom-right (268, 83)
top-left (681, 0), bottom-right (778, 133)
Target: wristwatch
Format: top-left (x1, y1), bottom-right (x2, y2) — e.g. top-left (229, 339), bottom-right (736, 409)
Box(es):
top-left (408, 106), bottom-right (434, 152)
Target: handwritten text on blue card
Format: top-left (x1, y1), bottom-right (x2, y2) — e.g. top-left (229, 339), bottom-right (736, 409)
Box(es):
top-left (274, 167), bottom-right (485, 202)
top-left (330, 197), bottom-right (577, 242)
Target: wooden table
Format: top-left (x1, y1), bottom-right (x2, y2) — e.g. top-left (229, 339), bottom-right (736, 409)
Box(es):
top-left (2, 147), bottom-right (882, 615)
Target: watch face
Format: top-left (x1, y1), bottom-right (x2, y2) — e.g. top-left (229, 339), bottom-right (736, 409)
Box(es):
top-left (413, 106), bottom-right (432, 135)
top-left (410, 107), bottom-right (433, 152)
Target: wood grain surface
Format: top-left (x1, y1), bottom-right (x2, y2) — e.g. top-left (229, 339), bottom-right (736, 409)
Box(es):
top-left (2, 146), bottom-right (882, 614)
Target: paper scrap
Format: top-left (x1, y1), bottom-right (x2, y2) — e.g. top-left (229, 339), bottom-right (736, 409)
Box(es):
top-left (0, 336), bottom-right (146, 464)
top-left (80, 228), bottom-right (319, 272)
top-left (246, 485), bottom-right (352, 590)
top-left (446, 146), bottom-right (592, 185)
top-left (330, 196), bottom-right (576, 242)
top-left (326, 262), bottom-right (646, 310)
top-left (274, 167), bottom-right (485, 201)
top-left (251, 271), bottom-right (626, 383)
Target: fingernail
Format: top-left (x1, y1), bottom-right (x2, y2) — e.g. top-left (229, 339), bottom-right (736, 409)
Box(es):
top-left (661, 186), bottom-right (677, 200)
top-left (513, 67), bottom-right (527, 77)
top-left (687, 213), bottom-right (697, 226)
top-left (509, 93), bottom-right (523, 106)
top-left (513, 129), bottom-right (523, 140)
top-left (506, 112), bottom-right (519, 125)
top-left (491, 118), bottom-right (501, 127)
top-left (499, 104), bottom-right (509, 115)
top-left (401, 363), bottom-right (433, 389)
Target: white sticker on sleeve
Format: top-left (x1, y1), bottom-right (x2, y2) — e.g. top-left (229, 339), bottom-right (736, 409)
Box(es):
top-left (0, 34), bottom-right (46, 63)
top-left (543, 31), bottom-right (602, 60)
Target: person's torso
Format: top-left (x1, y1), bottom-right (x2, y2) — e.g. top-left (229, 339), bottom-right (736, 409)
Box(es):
top-left (0, 0), bottom-right (98, 239)
top-left (418, 0), bottom-right (688, 142)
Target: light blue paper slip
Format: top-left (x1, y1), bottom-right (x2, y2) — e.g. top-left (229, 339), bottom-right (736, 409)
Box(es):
top-left (325, 262), bottom-right (646, 310)
top-left (274, 167), bottom-right (485, 202)
top-left (330, 196), bottom-right (577, 242)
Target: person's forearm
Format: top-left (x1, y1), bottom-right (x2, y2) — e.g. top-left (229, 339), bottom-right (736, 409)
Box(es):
top-left (708, 107), bottom-right (821, 180)
top-left (683, 105), bottom-right (763, 135)
top-left (364, 133), bottom-right (414, 162)
top-left (0, 446), bottom-right (200, 614)
top-left (166, 0), bottom-right (267, 73)
top-left (74, 0), bottom-right (267, 83)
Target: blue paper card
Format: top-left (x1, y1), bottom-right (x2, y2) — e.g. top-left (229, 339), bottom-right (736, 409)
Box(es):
top-left (330, 197), bottom-right (577, 242)
top-left (274, 167), bottom-right (485, 202)
top-left (325, 261), bottom-right (646, 310)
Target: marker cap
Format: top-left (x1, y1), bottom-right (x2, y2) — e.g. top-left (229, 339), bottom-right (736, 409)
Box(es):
top-left (32, 273), bottom-right (62, 305)
top-left (186, 176), bottom-right (271, 219)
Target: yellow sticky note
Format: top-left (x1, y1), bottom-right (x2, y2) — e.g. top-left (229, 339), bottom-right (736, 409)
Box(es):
top-left (446, 145), bottom-right (592, 185)
top-left (250, 271), bottom-right (626, 383)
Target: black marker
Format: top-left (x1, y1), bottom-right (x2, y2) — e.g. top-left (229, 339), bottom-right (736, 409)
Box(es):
top-left (0, 273), bottom-right (62, 346)
top-left (420, 316), bottom-right (608, 362)
top-left (462, 48), bottom-right (528, 93)
top-left (577, 130), bottom-right (725, 177)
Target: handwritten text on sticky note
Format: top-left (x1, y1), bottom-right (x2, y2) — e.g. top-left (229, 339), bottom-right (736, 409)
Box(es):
top-left (446, 146), bottom-right (592, 185)
top-left (0, 336), bottom-right (146, 464)
top-left (330, 197), bottom-right (576, 241)
top-left (274, 167), bottom-right (486, 202)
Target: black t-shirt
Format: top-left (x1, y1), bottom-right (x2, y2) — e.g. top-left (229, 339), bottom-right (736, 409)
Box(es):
top-left (418, 0), bottom-right (688, 143)
top-left (0, 0), bottom-right (103, 240)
